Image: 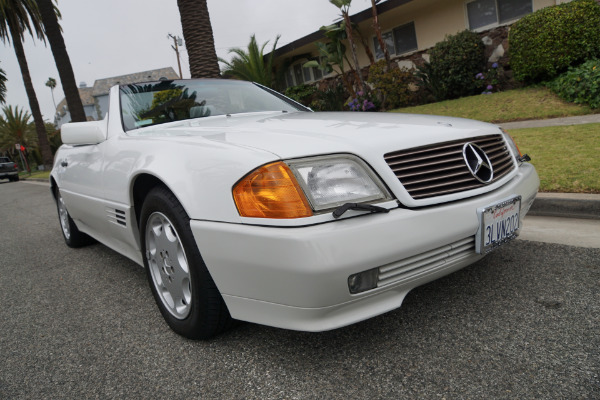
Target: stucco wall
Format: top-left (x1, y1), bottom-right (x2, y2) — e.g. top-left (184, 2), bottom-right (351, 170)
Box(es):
top-left (275, 0), bottom-right (562, 85)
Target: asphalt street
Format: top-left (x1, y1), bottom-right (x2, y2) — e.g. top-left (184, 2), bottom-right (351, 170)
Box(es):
top-left (1, 181), bottom-right (598, 399)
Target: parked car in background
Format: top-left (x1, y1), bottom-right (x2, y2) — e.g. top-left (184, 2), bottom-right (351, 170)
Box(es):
top-left (50, 79), bottom-right (539, 339)
top-left (0, 157), bottom-right (19, 182)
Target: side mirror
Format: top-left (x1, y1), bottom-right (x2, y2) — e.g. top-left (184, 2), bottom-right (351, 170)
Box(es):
top-left (61, 120), bottom-right (107, 145)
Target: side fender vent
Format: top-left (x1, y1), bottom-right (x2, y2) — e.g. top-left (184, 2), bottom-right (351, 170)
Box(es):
top-left (106, 208), bottom-right (127, 227)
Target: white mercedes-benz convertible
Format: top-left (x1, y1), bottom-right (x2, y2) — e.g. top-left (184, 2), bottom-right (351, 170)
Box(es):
top-left (51, 79), bottom-right (539, 339)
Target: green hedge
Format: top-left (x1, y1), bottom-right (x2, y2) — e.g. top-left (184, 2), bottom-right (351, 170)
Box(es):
top-left (547, 59), bottom-right (600, 109)
top-left (509, 0), bottom-right (600, 83)
top-left (417, 30), bottom-right (485, 101)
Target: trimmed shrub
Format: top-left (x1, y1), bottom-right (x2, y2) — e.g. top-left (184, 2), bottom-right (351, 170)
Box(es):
top-left (417, 30), bottom-right (486, 101)
top-left (547, 59), bottom-right (600, 109)
top-left (310, 84), bottom-right (349, 111)
top-left (509, 0), bottom-right (600, 83)
top-left (284, 84), bottom-right (318, 107)
top-left (367, 60), bottom-right (415, 109)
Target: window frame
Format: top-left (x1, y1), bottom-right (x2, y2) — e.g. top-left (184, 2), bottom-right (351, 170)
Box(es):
top-left (465, 0), bottom-right (533, 31)
top-left (372, 21), bottom-right (418, 61)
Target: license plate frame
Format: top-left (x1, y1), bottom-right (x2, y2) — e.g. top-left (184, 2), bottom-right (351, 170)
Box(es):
top-left (476, 195), bottom-right (521, 254)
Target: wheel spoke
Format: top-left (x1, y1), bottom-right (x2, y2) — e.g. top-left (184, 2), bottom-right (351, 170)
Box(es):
top-left (145, 212), bottom-right (192, 320)
top-left (57, 193), bottom-right (71, 239)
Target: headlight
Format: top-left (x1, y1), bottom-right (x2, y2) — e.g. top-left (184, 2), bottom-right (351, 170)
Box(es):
top-left (287, 155), bottom-right (391, 212)
top-left (233, 155), bottom-right (391, 218)
top-left (500, 128), bottom-right (522, 161)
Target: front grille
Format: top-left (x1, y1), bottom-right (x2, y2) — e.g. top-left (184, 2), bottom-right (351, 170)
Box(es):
top-left (377, 237), bottom-right (476, 288)
top-left (384, 134), bottom-right (515, 200)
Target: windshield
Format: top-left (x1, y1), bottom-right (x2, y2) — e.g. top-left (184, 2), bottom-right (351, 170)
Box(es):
top-left (119, 79), bottom-right (306, 131)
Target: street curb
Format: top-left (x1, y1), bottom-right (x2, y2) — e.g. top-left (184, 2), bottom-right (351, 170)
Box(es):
top-left (21, 177), bottom-right (49, 183)
top-left (529, 193), bottom-right (600, 220)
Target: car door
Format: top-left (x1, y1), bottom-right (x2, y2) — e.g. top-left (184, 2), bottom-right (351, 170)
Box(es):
top-left (55, 140), bottom-right (106, 237)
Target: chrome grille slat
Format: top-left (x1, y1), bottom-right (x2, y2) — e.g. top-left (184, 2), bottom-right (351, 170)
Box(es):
top-left (386, 150), bottom-right (463, 167)
top-left (384, 134), bottom-right (516, 200)
top-left (384, 142), bottom-right (464, 160)
top-left (389, 157), bottom-right (464, 173)
top-left (403, 172), bottom-right (475, 188)
top-left (396, 163), bottom-right (466, 179)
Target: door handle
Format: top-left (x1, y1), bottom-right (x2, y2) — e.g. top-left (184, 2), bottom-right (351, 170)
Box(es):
top-left (61, 160), bottom-right (68, 167)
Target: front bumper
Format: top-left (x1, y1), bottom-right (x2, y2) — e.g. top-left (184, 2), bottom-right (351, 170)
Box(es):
top-left (0, 171), bottom-right (18, 179)
top-left (191, 163), bottom-right (539, 332)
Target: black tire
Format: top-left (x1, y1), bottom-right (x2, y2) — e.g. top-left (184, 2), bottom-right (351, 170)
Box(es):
top-left (9, 175), bottom-right (19, 182)
top-left (55, 187), bottom-right (95, 248)
top-left (140, 185), bottom-right (232, 340)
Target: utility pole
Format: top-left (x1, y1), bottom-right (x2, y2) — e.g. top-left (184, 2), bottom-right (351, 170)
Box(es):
top-left (168, 33), bottom-right (183, 79)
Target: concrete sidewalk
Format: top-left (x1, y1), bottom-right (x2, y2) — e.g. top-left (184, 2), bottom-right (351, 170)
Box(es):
top-left (500, 113), bottom-right (600, 130)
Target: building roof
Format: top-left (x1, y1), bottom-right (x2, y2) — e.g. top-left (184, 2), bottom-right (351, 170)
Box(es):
top-left (91, 67), bottom-right (180, 97)
top-left (55, 87), bottom-right (94, 117)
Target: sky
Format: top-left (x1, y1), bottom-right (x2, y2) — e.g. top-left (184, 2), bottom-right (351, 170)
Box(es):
top-left (1, 0), bottom-right (377, 122)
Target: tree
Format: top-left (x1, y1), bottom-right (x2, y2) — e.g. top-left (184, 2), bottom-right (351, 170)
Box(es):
top-left (304, 24), bottom-right (355, 95)
top-left (0, 0), bottom-right (53, 168)
top-left (45, 76), bottom-right (56, 110)
top-left (36, 0), bottom-right (86, 122)
top-left (0, 63), bottom-right (6, 104)
top-left (219, 35), bottom-right (280, 88)
top-left (329, 0), bottom-right (366, 93)
top-left (177, 0), bottom-right (220, 78)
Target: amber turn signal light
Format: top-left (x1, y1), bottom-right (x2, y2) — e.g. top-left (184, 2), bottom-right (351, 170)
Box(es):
top-left (233, 162), bottom-right (313, 219)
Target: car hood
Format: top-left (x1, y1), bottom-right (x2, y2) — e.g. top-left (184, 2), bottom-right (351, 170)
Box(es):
top-left (136, 111), bottom-right (502, 160)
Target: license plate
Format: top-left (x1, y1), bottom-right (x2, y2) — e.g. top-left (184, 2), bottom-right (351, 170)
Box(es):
top-left (476, 196), bottom-right (521, 254)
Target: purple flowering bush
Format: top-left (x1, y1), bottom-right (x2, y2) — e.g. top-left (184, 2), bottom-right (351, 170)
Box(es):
top-left (347, 91), bottom-right (378, 111)
top-left (475, 62), bottom-right (503, 94)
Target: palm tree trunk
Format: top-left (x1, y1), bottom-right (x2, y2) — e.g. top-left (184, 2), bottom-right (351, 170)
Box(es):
top-left (371, 0), bottom-right (391, 69)
top-left (8, 20), bottom-right (53, 169)
top-left (177, 0), bottom-right (220, 78)
top-left (357, 31), bottom-right (375, 66)
top-left (36, 0), bottom-right (86, 123)
top-left (342, 12), bottom-right (366, 93)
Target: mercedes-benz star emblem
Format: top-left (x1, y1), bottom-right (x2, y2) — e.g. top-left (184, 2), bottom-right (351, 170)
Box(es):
top-left (462, 143), bottom-right (493, 183)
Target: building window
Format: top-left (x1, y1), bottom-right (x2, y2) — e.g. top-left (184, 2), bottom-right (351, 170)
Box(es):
top-left (285, 70), bottom-right (294, 88)
top-left (293, 64), bottom-right (304, 85)
top-left (373, 22), bottom-right (417, 60)
top-left (283, 59), bottom-right (327, 88)
top-left (467, 0), bottom-right (532, 30)
top-left (302, 66), bottom-right (312, 83)
top-left (312, 66), bottom-right (323, 81)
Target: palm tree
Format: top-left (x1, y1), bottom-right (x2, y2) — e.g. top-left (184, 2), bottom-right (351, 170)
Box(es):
top-left (219, 35), bottom-right (280, 88)
top-left (36, 0), bottom-right (86, 123)
top-left (0, 0), bottom-right (53, 169)
top-left (0, 63), bottom-right (6, 104)
top-left (329, 0), bottom-right (366, 93)
top-left (45, 76), bottom-right (56, 110)
top-left (0, 105), bottom-right (37, 170)
top-left (177, 0), bottom-right (220, 78)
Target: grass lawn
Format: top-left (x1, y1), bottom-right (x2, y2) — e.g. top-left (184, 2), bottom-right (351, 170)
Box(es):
top-left (20, 170), bottom-right (50, 180)
top-left (391, 87), bottom-right (597, 123)
top-left (506, 123), bottom-right (600, 193)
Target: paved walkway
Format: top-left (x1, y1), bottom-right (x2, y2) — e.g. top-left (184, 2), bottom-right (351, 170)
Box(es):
top-left (500, 113), bottom-right (600, 130)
